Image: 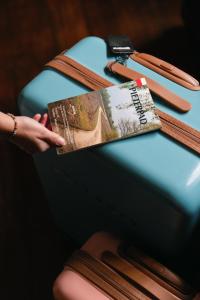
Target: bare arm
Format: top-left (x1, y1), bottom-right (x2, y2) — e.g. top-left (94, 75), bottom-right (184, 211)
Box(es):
top-left (0, 112), bottom-right (65, 154)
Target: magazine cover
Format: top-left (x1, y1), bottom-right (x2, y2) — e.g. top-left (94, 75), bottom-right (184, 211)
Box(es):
top-left (48, 79), bottom-right (161, 155)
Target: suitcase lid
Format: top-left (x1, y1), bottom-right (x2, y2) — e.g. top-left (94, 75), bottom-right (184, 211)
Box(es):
top-left (18, 36), bottom-right (200, 216)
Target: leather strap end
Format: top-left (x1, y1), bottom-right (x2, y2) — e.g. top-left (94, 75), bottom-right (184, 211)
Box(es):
top-left (106, 61), bottom-right (117, 73)
top-left (177, 100), bottom-right (192, 113)
top-left (107, 61), bottom-right (192, 113)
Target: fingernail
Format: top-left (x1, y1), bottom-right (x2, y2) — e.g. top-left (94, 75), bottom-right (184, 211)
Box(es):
top-left (56, 137), bottom-right (66, 146)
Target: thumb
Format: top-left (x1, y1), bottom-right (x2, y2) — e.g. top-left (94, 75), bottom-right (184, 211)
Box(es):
top-left (46, 131), bottom-right (66, 146)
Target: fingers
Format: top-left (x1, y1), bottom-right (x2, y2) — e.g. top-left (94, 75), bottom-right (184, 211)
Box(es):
top-left (46, 131), bottom-right (66, 147)
top-left (33, 113), bottom-right (48, 127)
top-left (40, 113), bottom-right (48, 126)
top-left (41, 113), bottom-right (52, 130)
top-left (32, 113), bottom-right (65, 150)
top-left (33, 114), bottom-right (41, 121)
top-left (13, 115), bottom-right (65, 155)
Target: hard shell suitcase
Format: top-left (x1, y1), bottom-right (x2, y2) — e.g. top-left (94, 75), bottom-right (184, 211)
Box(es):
top-left (18, 36), bottom-right (200, 256)
top-left (53, 232), bottom-right (199, 300)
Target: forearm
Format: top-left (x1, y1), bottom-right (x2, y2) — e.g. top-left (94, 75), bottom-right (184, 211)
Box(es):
top-left (0, 112), bottom-right (15, 138)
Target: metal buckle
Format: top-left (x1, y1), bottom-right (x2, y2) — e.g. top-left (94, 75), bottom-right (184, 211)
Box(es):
top-left (115, 54), bottom-right (129, 66)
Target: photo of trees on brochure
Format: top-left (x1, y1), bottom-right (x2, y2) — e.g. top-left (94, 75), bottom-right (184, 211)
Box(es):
top-left (48, 79), bottom-right (161, 155)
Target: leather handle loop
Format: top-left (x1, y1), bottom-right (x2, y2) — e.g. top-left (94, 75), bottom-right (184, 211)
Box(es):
top-left (131, 52), bottom-right (200, 91)
top-left (107, 61), bottom-right (192, 113)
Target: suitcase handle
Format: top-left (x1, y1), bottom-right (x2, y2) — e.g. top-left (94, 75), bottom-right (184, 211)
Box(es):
top-left (131, 52), bottom-right (200, 91)
top-left (107, 60), bottom-right (191, 112)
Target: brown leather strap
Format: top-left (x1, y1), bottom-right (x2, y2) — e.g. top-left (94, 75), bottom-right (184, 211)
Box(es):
top-left (56, 55), bottom-right (112, 89)
top-left (46, 60), bottom-right (101, 91)
top-left (120, 245), bottom-right (195, 298)
top-left (158, 109), bottom-right (200, 142)
top-left (102, 251), bottom-right (192, 300)
top-left (107, 61), bottom-right (191, 112)
top-left (46, 55), bottom-right (112, 91)
top-left (123, 245), bottom-right (193, 295)
top-left (66, 250), bottom-right (150, 300)
top-left (160, 120), bottom-right (200, 154)
top-left (45, 54), bottom-right (200, 155)
top-left (131, 52), bottom-right (200, 91)
top-left (158, 109), bottom-right (200, 154)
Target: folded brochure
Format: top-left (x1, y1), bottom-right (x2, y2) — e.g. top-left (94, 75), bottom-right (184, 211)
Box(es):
top-left (48, 79), bottom-right (161, 154)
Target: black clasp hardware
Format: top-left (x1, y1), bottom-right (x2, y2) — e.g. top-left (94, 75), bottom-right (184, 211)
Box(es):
top-left (107, 35), bottom-right (134, 65)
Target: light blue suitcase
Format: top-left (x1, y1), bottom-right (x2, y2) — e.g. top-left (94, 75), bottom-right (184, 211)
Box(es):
top-left (18, 37), bottom-right (200, 257)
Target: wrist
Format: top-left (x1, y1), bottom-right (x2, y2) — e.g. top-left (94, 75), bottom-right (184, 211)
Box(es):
top-left (0, 112), bottom-right (18, 139)
top-left (7, 113), bottom-right (18, 137)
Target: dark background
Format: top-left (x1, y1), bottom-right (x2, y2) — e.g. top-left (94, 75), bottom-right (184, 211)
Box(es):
top-left (0, 0), bottom-right (199, 299)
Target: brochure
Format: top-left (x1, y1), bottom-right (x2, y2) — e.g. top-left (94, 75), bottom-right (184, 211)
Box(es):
top-left (48, 79), bottom-right (161, 154)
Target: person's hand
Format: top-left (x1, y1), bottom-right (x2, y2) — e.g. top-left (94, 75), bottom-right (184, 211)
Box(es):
top-left (11, 113), bottom-right (65, 154)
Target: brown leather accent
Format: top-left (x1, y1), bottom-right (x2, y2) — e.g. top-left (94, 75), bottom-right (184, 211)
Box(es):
top-left (66, 250), bottom-right (151, 300)
top-left (120, 245), bottom-right (193, 297)
top-left (102, 251), bottom-right (193, 300)
top-left (55, 55), bottom-right (112, 89)
top-left (45, 54), bottom-right (200, 156)
top-left (46, 55), bottom-right (112, 91)
top-left (131, 52), bottom-right (200, 91)
top-left (107, 61), bottom-right (192, 112)
top-left (158, 109), bottom-right (200, 155)
top-left (160, 120), bottom-right (200, 155)
top-left (46, 60), bottom-right (101, 91)
top-left (157, 109), bottom-right (200, 142)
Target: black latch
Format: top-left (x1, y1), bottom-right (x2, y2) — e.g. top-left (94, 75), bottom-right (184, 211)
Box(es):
top-left (107, 35), bottom-right (134, 55)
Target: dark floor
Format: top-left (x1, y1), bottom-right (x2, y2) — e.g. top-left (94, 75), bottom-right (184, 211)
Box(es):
top-left (0, 1), bottom-right (199, 299)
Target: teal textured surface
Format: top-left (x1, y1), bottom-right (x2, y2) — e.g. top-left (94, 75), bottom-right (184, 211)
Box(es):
top-left (18, 37), bottom-right (200, 255)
